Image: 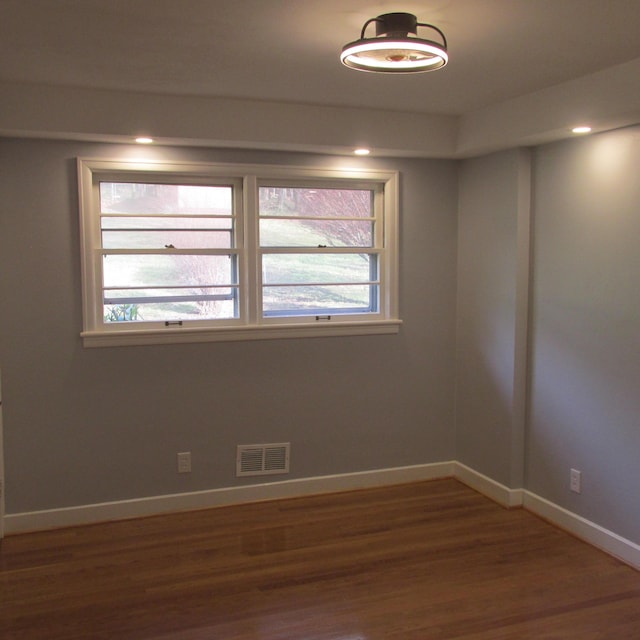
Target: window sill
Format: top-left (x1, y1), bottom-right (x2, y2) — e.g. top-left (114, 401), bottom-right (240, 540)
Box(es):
top-left (81, 319), bottom-right (402, 348)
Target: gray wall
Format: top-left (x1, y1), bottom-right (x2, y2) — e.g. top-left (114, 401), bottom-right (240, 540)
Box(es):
top-left (2, 127), bottom-right (639, 548)
top-left (455, 127), bottom-right (640, 545)
top-left (528, 126), bottom-right (640, 543)
top-left (0, 138), bottom-right (458, 514)
top-left (455, 149), bottom-right (522, 486)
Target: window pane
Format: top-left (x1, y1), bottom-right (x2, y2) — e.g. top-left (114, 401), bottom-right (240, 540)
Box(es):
top-left (262, 253), bottom-right (376, 285)
top-left (263, 284), bottom-right (377, 316)
top-left (100, 183), bottom-right (233, 215)
top-left (104, 287), bottom-right (237, 323)
top-left (103, 254), bottom-right (236, 288)
top-left (102, 230), bottom-right (232, 249)
top-left (259, 187), bottom-right (373, 218)
top-left (260, 219), bottom-right (372, 247)
top-left (105, 286), bottom-right (235, 301)
top-left (101, 216), bottom-right (232, 230)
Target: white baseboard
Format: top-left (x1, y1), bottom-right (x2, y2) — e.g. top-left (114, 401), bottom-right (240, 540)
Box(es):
top-left (452, 463), bottom-right (640, 570)
top-left (453, 462), bottom-right (524, 508)
top-left (5, 460), bottom-right (639, 572)
top-left (523, 491), bottom-right (640, 571)
top-left (3, 461), bottom-right (454, 534)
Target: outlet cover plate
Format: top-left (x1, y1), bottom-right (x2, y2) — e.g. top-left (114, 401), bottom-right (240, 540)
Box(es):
top-left (570, 468), bottom-right (581, 493)
top-left (177, 452), bottom-right (192, 473)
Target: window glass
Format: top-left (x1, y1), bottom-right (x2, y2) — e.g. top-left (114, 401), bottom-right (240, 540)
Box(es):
top-left (263, 285), bottom-right (376, 316)
top-left (259, 219), bottom-right (372, 247)
top-left (258, 187), bottom-right (372, 218)
top-left (98, 182), bottom-right (237, 324)
top-left (262, 253), bottom-right (375, 285)
top-left (100, 183), bottom-right (232, 215)
top-left (102, 254), bottom-right (238, 322)
top-left (259, 185), bottom-right (378, 318)
top-left (259, 186), bottom-right (374, 248)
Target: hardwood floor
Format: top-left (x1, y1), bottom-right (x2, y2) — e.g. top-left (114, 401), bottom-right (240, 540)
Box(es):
top-left (2, 479), bottom-right (640, 639)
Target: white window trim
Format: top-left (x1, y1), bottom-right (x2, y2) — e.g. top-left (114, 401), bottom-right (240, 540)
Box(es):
top-left (77, 158), bottom-right (401, 347)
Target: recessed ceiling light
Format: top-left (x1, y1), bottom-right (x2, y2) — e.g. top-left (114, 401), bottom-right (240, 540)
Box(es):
top-left (572, 126), bottom-right (592, 134)
top-left (354, 148), bottom-right (371, 155)
top-left (135, 136), bottom-right (154, 144)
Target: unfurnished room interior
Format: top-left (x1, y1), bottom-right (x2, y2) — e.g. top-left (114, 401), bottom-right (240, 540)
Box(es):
top-left (1, 1), bottom-right (640, 638)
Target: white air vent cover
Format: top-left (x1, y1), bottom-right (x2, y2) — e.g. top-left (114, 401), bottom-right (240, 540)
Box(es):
top-left (236, 443), bottom-right (290, 477)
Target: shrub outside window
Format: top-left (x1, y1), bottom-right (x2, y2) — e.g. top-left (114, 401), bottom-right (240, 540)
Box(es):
top-left (78, 159), bottom-right (400, 346)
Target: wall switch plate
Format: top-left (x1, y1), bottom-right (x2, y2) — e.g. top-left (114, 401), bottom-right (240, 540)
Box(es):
top-left (177, 451), bottom-right (192, 473)
top-left (570, 468), bottom-right (581, 493)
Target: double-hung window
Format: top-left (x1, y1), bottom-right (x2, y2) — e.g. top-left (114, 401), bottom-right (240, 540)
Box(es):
top-left (78, 159), bottom-right (400, 346)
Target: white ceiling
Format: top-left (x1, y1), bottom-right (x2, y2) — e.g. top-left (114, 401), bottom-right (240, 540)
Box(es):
top-left (1, 0), bottom-right (640, 156)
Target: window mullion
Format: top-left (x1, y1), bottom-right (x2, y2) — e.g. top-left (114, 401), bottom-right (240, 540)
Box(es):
top-left (243, 175), bottom-right (259, 325)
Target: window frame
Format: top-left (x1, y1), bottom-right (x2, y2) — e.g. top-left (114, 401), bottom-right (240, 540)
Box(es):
top-left (78, 158), bottom-right (401, 347)
top-left (257, 177), bottom-right (384, 324)
top-left (93, 174), bottom-right (244, 330)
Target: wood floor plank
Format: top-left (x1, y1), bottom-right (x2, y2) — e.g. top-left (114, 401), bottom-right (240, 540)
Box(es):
top-left (1, 479), bottom-right (639, 639)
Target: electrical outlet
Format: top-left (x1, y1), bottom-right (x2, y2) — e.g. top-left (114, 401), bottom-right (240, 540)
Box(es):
top-left (570, 468), bottom-right (581, 493)
top-left (177, 452), bottom-right (192, 473)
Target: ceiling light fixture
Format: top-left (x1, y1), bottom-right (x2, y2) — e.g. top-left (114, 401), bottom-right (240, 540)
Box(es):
top-left (354, 148), bottom-right (370, 155)
top-left (572, 126), bottom-right (592, 134)
top-left (340, 12), bottom-right (448, 73)
top-left (135, 136), bottom-right (154, 144)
